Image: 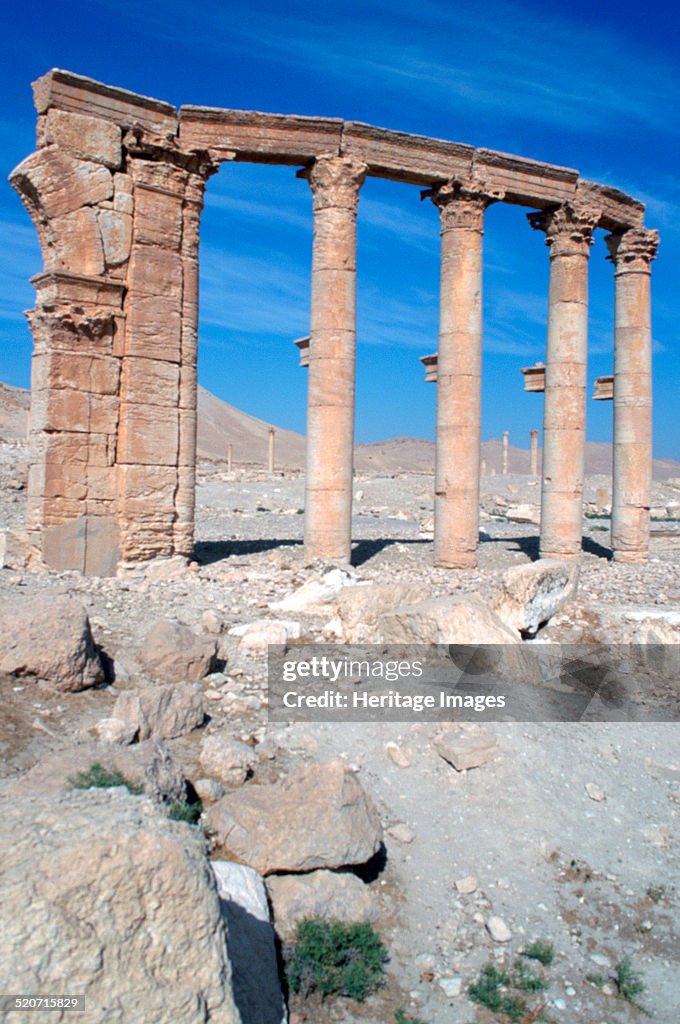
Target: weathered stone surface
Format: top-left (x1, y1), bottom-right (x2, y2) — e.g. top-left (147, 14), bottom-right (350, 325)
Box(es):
top-left (229, 618), bottom-right (301, 650)
top-left (139, 618), bottom-right (217, 683)
top-left (0, 789), bottom-right (240, 1023)
top-left (98, 208), bottom-right (132, 266)
top-left (271, 568), bottom-right (358, 614)
top-left (335, 582), bottom-right (423, 642)
top-left (113, 683), bottom-right (205, 740)
top-left (7, 740), bottom-right (187, 805)
top-left (200, 734), bottom-right (258, 787)
top-left (92, 717), bottom-right (138, 745)
top-left (212, 861), bottom-right (286, 1024)
top-left (0, 592), bottom-right (103, 691)
top-left (207, 759), bottom-right (383, 875)
top-left (494, 558), bottom-right (580, 635)
top-left (41, 107), bottom-right (123, 167)
top-left (0, 528), bottom-right (37, 570)
top-left (377, 594), bottom-right (521, 645)
top-left (11, 146), bottom-right (113, 219)
top-left (434, 727), bottom-right (498, 771)
top-left (267, 869), bottom-right (375, 941)
top-left (52, 206), bottom-right (105, 274)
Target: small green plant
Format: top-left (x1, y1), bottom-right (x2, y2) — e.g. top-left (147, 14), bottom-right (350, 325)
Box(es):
top-left (69, 762), bottom-right (144, 795)
top-left (586, 973), bottom-right (606, 988)
top-left (513, 959), bottom-right (549, 992)
top-left (395, 1009), bottom-right (428, 1024)
top-left (285, 918), bottom-right (388, 1001)
top-left (522, 941), bottom-right (555, 966)
top-left (167, 798), bottom-right (202, 825)
top-left (615, 957), bottom-right (645, 1004)
top-left (646, 884), bottom-right (666, 904)
top-left (468, 963), bottom-right (526, 1022)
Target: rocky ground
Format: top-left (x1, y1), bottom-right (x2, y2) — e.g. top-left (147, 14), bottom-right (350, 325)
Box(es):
top-left (1, 436), bottom-right (679, 1024)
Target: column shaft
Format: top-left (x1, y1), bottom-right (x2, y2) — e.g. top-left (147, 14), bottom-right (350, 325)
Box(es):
top-left (529, 203), bottom-right (599, 560)
top-left (607, 229), bottom-right (659, 561)
top-left (303, 156), bottom-right (366, 562)
top-left (431, 180), bottom-right (500, 568)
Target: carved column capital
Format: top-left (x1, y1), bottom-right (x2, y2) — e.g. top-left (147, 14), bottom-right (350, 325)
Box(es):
top-left (527, 202), bottom-right (600, 257)
top-left (430, 176), bottom-right (504, 231)
top-left (606, 227), bottom-right (659, 273)
top-left (301, 155), bottom-right (367, 212)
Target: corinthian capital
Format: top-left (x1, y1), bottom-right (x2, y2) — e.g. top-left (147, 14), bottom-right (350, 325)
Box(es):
top-left (605, 227), bottom-right (660, 272)
top-left (527, 202), bottom-right (600, 257)
top-left (301, 155), bottom-right (367, 212)
top-left (429, 175), bottom-right (504, 231)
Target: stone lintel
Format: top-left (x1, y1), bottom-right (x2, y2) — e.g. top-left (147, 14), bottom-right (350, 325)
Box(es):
top-left (577, 179), bottom-right (646, 231)
top-left (31, 270), bottom-right (125, 310)
top-left (593, 375), bottom-right (614, 401)
top-left (179, 107), bottom-right (343, 162)
top-left (473, 149), bottom-right (578, 207)
top-left (420, 353), bottom-right (438, 383)
top-left (32, 69), bottom-right (177, 136)
top-left (341, 122), bottom-right (473, 184)
top-left (294, 336), bottom-right (310, 367)
top-left (521, 363), bottom-right (546, 392)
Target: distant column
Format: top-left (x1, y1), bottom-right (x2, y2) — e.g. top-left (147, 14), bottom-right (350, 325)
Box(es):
top-left (430, 178), bottom-right (502, 568)
top-left (529, 202), bottom-right (599, 560)
top-left (530, 430), bottom-right (539, 477)
top-left (227, 444), bottom-right (233, 474)
top-left (268, 426), bottom-right (276, 474)
top-left (502, 432), bottom-right (509, 475)
top-left (606, 228), bottom-right (659, 561)
top-left (301, 155), bottom-right (367, 562)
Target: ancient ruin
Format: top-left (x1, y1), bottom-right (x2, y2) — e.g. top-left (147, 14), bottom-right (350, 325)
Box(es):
top-left (11, 69), bottom-right (659, 574)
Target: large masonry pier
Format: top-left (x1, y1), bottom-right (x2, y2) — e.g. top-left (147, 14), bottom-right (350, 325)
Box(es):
top-left (11, 69), bottom-right (659, 574)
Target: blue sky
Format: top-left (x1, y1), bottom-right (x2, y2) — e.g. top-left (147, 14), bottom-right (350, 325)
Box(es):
top-left (1, 0), bottom-right (678, 454)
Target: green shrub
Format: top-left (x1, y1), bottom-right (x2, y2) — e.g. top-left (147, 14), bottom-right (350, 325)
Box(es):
top-left (522, 941), bottom-right (555, 966)
top-left (513, 959), bottom-right (548, 992)
top-left (395, 1009), bottom-right (427, 1024)
top-left (68, 762), bottom-right (144, 796)
top-left (468, 963), bottom-right (526, 1021)
top-left (616, 957), bottom-right (645, 1003)
top-left (285, 918), bottom-right (388, 1001)
top-left (167, 799), bottom-right (202, 825)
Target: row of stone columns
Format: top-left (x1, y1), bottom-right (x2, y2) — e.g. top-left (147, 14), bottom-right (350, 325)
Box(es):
top-left (300, 155), bottom-right (657, 568)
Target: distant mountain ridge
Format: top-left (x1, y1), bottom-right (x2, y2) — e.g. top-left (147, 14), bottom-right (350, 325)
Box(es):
top-left (1, 381), bottom-right (678, 480)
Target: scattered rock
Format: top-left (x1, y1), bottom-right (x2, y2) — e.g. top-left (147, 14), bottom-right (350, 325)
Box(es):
top-left (439, 976), bottom-right (462, 998)
top-left (0, 592), bottom-right (103, 691)
top-left (0, 528), bottom-right (36, 570)
top-left (194, 778), bottom-right (225, 803)
top-left (585, 782), bottom-right (606, 802)
top-left (486, 915), bottom-right (513, 942)
top-left (267, 869), bottom-right (375, 941)
top-left (435, 727), bottom-right (497, 771)
top-left (113, 683), bottom-right (205, 740)
top-left (387, 823), bottom-right (415, 844)
top-left (207, 758), bottom-right (383, 874)
top-left (455, 875), bottom-right (479, 895)
top-left (270, 568), bottom-right (358, 614)
top-left (385, 740), bottom-right (411, 768)
top-left (200, 734), bottom-right (258, 787)
top-left (139, 618), bottom-right (217, 683)
top-left (229, 618), bottom-right (301, 651)
top-left (494, 558), bottom-right (580, 636)
top-left (505, 504), bottom-right (540, 524)
top-left (0, 789), bottom-right (240, 1023)
top-left (92, 717), bottom-right (137, 746)
top-left (335, 582), bottom-right (422, 642)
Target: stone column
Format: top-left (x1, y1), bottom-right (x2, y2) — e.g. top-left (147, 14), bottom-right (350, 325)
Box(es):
top-left (430, 179), bottom-right (502, 568)
top-left (502, 432), bottom-right (509, 475)
top-left (530, 430), bottom-right (539, 477)
top-left (302, 155), bottom-right (366, 562)
top-left (227, 445), bottom-right (233, 474)
top-left (528, 203), bottom-right (599, 560)
top-left (606, 228), bottom-right (659, 561)
top-left (268, 427), bottom-right (276, 474)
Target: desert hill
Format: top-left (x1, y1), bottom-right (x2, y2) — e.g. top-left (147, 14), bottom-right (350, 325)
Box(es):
top-left (1, 380), bottom-right (678, 480)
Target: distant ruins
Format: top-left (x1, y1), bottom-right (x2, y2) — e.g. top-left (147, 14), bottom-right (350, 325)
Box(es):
top-left (11, 69), bottom-right (659, 574)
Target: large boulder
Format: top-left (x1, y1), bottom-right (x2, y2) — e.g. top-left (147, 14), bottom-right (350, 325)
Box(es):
top-left (267, 869), bottom-right (376, 941)
top-left (270, 568), bottom-right (358, 614)
top-left (335, 582), bottom-right (423, 642)
top-left (139, 618), bottom-right (217, 683)
top-left (207, 758), bottom-right (383, 875)
top-left (0, 789), bottom-right (240, 1023)
top-left (113, 682), bottom-right (205, 740)
top-left (7, 740), bottom-right (187, 806)
top-left (200, 733), bottom-right (258, 787)
top-left (212, 862), bottom-right (286, 1024)
top-left (377, 594), bottom-right (521, 646)
top-left (0, 592), bottom-right (103, 691)
top-left (493, 558), bottom-right (580, 636)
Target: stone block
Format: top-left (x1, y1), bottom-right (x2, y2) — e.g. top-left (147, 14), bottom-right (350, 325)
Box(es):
top-left (121, 357), bottom-right (180, 407)
top-left (117, 404), bottom-right (179, 465)
top-left (86, 466), bottom-right (117, 502)
top-left (52, 207), bottom-right (104, 275)
top-left (44, 463), bottom-right (88, 501)
top-left (89, 394), bottom-right (119, 434)
top-left (134, 188), bottom-right (183, 248)
top-left (127, 245), bottom-right (182, 299)
top-left (125, 295), bottom-right (182, 362)
top-left (98, 209), bottom-right (132, 267)
top-left (11, 147), bottom-right (113, 219)
top-left (41, 108), bottom-right (122, 168)
top-left (180, 105), bottom-right (343, 161)
top-left (31, 388), bottom-right (89, 433)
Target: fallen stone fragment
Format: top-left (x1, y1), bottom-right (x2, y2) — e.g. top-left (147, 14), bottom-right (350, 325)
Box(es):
top-left (113, 683), bottom-right (205, 740)
top-left (139, 618), bottom-right (217, 683)
top-left (439, 976), bottom-right (462, 998)
top-left (435, 727), bottom-right (497, 771)
top-left (207, 758), bottom-right (382, 874)
top-left (194, 778), bottom-right (225, 803)
top-left (387, 823), bottom-right (415, 844)
top-left (455, 875), bottom-right (479, 895)
top-left (92, 717), bottom-right (137, 746)
top-left (0, 528), bottom-right (36, 570)
top-left (335, 582), bottom-right (423, 642)
top-left (486, 915), bottom-right (513, 942)
top-left (229, 618), bottom-right (301, 651)
top-left (0, 592), bottom-right (103, 692)
top-left (200, 733), bottom-right (258, 787)
top-left (585, 782), bottom-right (606, 802)
top-left (211, 861), bottom-right (286, 1024)
top-left (505, 504), bottom-right (540, 524)
top-left (270, 568), bottom-right (358, 614)
top-left (0, 789), bottom-right (240, 1023)
top-left (385, 741), bottom-right (411, 768)
top-left (266, 869), bottom-right (375, 941)
top-left (494, 558), bottom-right (580, 636)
